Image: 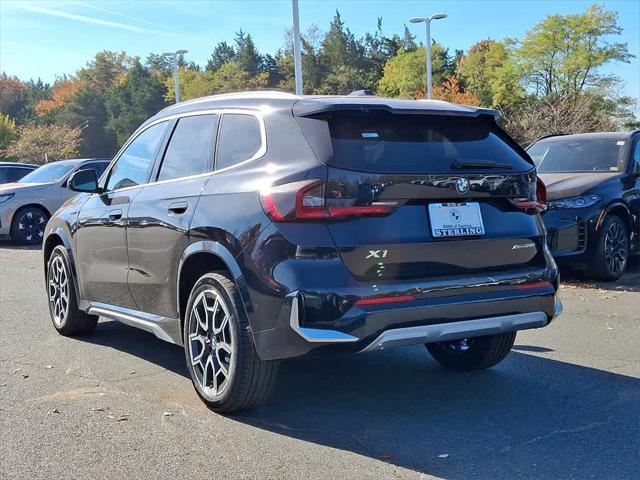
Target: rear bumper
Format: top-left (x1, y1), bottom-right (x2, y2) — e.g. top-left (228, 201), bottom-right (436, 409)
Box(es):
top-left (252, 268), bottom-right (561, 360)
top-left (362, 297), bottom-right (562, 353)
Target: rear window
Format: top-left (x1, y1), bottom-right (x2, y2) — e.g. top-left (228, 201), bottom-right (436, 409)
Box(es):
top-left (216, 113), bottom-right (262, 170)
top-left (317, 111), bottom-right (530, 174)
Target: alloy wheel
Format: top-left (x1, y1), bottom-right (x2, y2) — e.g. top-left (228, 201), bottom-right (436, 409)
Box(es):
top-left (188, 288), bottom-right (234, 397)
top-left (17, 210), bottom-right (46, 243)
top-left (604, 221), bottom-right (627, 275)
top-left (48, 256), bottom-right (69, 327)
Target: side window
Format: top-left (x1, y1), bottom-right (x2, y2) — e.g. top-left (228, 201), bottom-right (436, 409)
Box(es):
top-left (157, 115), bottom-right (217, 181)
top-left (632, 138), bottom-right (640, 164)
top-left (78, 162), bottom-right (109, 180)
top-left (216, 113), bottom-right (262, 170)
top-left (93, 162), bottom-right (109, 179)
top-left (106, 122), bottom-right (168, 191)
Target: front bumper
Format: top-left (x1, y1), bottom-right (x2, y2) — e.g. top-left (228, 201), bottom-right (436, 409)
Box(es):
top-left (253, 269), bottom-right (561, 360)
top-left (542, 206), bottom-right (601, 259)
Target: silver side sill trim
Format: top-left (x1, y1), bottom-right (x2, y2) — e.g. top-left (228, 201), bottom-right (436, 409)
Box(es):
top-left (87, 302), bottom-right (183, 346)
top-left (289, 294), bottom-right (358, 343)
top-left (360, 311), bottom-right (548, 353)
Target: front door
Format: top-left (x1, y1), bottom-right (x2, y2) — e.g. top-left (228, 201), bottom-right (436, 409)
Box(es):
top-left (127, 114), bottom-right (219, 318)
top-left (75, 120), bottom-right (170, 309)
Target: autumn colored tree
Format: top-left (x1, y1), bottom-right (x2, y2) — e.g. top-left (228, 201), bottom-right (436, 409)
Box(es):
top-left (1, 123), bottom-right (82, 164)
top-left (35, 77), bottom-right (83, 116)
top-left (0, 74), bottom-right (26, 115)
top-left (430, 76), bottom-right (481, 105)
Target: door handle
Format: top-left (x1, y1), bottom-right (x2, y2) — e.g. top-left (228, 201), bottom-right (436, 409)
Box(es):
top-left (108, 209), bottom-right (123, 222)
top-left (168, 201), bottom-right (188, 215)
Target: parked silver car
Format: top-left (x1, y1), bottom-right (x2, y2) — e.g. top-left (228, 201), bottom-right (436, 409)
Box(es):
top-left (0, 158), bottom-right (110, 244)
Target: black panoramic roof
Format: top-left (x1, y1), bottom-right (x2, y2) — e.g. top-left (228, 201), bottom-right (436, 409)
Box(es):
top-left (148, 91), bottom-right (500, 127)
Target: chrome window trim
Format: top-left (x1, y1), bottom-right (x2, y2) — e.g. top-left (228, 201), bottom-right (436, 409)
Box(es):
top-left (101, 108), bottom-right (267, 194)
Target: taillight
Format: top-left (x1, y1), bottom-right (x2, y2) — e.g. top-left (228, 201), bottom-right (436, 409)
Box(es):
top-left (260, 179), bottom-right (398, 222)
top-left (510, 177), bottom-right (547, 213)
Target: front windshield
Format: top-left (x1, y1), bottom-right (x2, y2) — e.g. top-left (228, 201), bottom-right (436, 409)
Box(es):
top-left (528, 138), bottom-right (628, 173)
top-left (18, 163), bottom-right (74, 184)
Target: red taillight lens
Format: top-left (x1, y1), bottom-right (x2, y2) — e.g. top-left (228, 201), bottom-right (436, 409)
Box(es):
top-left (261, 179), bottom-right (397, 222)
top-left (510, 177), bottom-right (547, 213)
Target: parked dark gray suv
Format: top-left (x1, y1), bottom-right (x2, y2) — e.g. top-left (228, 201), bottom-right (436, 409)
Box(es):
top-left (43, 92), bottom-right (562, 412)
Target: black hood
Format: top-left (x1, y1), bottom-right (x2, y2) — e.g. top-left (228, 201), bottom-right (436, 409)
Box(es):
top-left (538, 172), bottom-right (622, 200)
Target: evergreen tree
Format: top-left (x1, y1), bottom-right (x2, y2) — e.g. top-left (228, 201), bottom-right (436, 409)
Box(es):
top-left (235, 30), bottom-right (262, 76)
top-left (206, 42), bottom-right (236, 72)
top-left (105, 61), bottom-right (167, 146)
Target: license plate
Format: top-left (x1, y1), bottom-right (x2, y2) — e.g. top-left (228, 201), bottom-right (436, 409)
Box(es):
top-left (428, 202), bottom-right (485, 238)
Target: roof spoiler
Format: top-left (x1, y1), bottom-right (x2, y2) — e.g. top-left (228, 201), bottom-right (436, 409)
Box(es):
top-left (293, 100), bottom-right (501, 119)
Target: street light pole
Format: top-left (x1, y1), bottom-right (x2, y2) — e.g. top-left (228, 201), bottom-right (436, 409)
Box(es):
top-left (161, 49), bottom-right (188, 103)
top-left (291, 0), bottom-right (303, 95)
top-left (410, 14), bottom-right (447, 99)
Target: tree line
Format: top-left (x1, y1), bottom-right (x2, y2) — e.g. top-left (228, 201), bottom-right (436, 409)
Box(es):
top-left (0, 4), bottom-right (637, 164)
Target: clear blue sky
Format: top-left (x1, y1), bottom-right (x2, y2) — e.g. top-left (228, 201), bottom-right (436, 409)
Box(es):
top-left (1, 0), bottom-right (638, 101)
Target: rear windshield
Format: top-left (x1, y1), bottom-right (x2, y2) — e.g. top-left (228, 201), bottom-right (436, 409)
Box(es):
top-left (527, 137), bottom-right (628, 173)
top-left (318, 111), bottom-right (530, 174)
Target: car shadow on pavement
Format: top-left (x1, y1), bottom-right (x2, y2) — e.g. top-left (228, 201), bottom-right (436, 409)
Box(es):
top-left (83, 320), bottom-right (638, 480)
top-left (0, 241), bottom-right (41, 251)
top-left (560, 255), bottom-right (640, 292)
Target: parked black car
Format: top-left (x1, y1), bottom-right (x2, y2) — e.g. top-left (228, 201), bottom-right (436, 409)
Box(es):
top-left (43, 92), bottom-right (561, 412)
top-left (0, 162), bottom-right (37, 184)
top-left (528, 132), bottom-right (640, 280)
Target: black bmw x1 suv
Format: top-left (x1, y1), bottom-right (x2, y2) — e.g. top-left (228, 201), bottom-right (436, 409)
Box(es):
top-left (43, 92), bottom-right (562, 412)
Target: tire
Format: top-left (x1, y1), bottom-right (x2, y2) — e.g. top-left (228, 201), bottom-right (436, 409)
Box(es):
top-left (426, 332), bottom-right (517, 371)
top-left (11, 206), bottom-right (49, 245)
top-left (588, 215), bottom-right (629, 281)
top-left (47, 245), bottom-right (98, 336)
top-left (183, 272), bottom-right (279, 413)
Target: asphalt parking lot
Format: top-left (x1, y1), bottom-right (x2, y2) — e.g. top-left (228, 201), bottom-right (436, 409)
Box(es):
top-left (1, 244), bottom-right (638, 480)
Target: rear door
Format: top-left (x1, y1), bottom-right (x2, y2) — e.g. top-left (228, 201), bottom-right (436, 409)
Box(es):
top-left (126, 113), bottom-right (218, 318)
top-left (298, 110), bottom-right (545, 282)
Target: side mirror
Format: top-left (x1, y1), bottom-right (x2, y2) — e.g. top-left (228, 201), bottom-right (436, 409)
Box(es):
top-left (68, 169), bottom-right (101, 193)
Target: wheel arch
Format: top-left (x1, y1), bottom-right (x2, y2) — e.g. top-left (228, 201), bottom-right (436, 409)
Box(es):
top-left (596, 201), bottom-right (632, 233)
top-left (43, 226), bottom-right (82, 304)
top-left (177, 241), bottom-right (252, 337)
top-left (12, 203), bottom-right (51, 224)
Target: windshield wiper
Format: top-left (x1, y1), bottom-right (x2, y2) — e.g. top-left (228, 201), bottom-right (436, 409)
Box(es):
top-left (452, 160), bottom-right (514, 170)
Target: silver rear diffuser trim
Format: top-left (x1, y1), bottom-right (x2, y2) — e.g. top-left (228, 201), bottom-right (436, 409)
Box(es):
top-left (289, 294), bottom-right (358, 343)
top-left (360, 311), bottom-right (549, 353)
